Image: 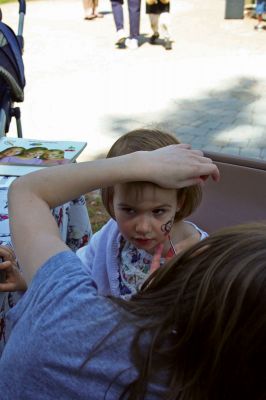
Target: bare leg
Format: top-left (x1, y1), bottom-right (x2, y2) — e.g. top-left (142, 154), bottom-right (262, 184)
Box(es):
top-left (160, 12), bottom-right (172, 49)
top-left (255, 14), bottom-right (263, 29)
top-left (93, 0), bottom-right (104, 17)
top-left (149, 14), bottom-right (159, 43)
top-left (83, 0), bottom-right (96, 19)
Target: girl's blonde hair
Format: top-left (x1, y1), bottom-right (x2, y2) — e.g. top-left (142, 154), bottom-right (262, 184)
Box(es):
top-left (101, 128), bottom-right (202, 222)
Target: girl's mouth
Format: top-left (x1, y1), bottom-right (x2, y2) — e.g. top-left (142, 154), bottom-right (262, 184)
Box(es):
top-left (134, 238), bottom-right (153, 246)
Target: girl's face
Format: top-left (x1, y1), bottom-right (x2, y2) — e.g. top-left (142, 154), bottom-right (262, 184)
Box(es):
top-left (112, 183), bottom-right (179, 254)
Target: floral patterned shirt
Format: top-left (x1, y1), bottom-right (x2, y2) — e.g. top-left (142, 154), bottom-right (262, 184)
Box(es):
top-left (117, 221), bottom-right (208, 299)
top-left (118, 237), bottom-right (164, 299)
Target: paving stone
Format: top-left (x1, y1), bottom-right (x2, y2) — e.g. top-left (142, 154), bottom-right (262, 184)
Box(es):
top-left (175, 133), bottom-right (196, 144)
top-left (220, 146), bottom-right (241, 156)
top-left (200, 144), bottom-right (224, 153)
top-left (212, 137), bottom-right (231, 147)
top-left (198, 120), bottom-right (222, 131)
top-left (219, 115), bottom-right (238, 125)
top-left (260, 148), bottom-right (266, 160)
top-left (239, 147), bottom-right (262, 159)
top-left (252, 114), bottom-right (266, 125)
top-left (175, 126), bottom-right (200, 136)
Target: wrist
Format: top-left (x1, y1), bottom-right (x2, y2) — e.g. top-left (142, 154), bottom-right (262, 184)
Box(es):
top-left (105, 151), bottom-right (147, 184)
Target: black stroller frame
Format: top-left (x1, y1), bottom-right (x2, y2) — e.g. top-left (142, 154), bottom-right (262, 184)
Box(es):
top-left (0, 0), bottom-right (26, 138)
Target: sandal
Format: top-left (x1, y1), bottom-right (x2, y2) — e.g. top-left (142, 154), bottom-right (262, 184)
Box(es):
top-left (84, 14), bottom-right (97, 20)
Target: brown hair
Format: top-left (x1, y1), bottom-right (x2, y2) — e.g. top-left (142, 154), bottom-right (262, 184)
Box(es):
top-left (101, 129), bottom-right (202, 222)
top-left (116, 222), bottom-right (266, 399)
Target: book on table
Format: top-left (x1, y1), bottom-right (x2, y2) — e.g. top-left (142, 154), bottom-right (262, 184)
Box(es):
top-left (0, 137), bottom-right (87, 176)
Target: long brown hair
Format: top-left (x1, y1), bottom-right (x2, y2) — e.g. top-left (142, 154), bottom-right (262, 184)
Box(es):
top-left (101, 129), bottom-right (202, 222)
top-left (116, 223), bottom-right (266, 399)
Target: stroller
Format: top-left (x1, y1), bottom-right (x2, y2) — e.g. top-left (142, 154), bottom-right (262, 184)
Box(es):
top-left (0, 0), bottom-right (26, 138)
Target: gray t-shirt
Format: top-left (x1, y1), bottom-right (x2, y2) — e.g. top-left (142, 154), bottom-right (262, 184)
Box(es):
top-left (0, 251), bottom-right (165, 399)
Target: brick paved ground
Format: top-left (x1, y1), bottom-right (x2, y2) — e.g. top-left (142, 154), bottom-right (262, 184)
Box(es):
top-left (2, 0), bottom-right (266, 160)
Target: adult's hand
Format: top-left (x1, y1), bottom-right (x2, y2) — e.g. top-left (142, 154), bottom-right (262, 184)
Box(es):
top-left (134, 144), bottom-right (220, 189)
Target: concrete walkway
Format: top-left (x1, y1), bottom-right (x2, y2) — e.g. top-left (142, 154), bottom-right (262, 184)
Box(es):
top-left (2, 0), bottom-right (266, 161)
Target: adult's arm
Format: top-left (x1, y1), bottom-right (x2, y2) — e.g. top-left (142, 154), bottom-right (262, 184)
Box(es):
top-left (8, 145), bottom-right (219, 284)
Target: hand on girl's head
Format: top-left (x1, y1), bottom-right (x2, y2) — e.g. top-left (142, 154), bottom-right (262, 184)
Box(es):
top-left (142, 144), bottom-right (220, 188)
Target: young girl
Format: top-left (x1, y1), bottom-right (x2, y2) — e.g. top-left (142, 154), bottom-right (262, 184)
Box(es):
top-left (0, 129), bottom-right (206, 301)
top-left (76, 129), bottom-right (206, 298)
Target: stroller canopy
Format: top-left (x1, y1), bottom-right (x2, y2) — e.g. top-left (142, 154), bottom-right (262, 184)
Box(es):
top-left (0, 21), bottom-right (25, 102)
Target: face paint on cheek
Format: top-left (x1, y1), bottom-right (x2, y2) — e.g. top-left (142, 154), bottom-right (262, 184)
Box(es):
top-left (161, 217), bottom-right (175, 235)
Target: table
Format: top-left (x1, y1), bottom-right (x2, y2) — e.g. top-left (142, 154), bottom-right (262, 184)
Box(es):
top-left (0, 175), bottom-right (92, 354)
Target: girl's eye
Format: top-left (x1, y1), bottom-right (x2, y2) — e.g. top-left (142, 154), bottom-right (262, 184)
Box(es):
top-left (153, 209), bottom-right (165, 216)
top-left (122, 208), bottom-right (135, 215)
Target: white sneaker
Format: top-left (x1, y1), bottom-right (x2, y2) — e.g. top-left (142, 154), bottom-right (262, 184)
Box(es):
top-left (116, 29), bottom-right (126, 43)
top-left (125, 38), bottom-right (138, 50)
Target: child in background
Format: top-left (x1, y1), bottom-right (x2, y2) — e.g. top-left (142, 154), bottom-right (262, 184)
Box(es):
top-left (82, 0), bottom-right (103, 20)
top-left (254, 0), bottom-right (266, 29)
top-left (76, 129), bottom-right (206, 299)
top-left (146, 0), bottom-right (172, 50)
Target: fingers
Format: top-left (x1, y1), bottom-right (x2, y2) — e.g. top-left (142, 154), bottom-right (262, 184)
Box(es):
top-left (176, 143), bottom-right (192, 149)
top-left (0, 260), bottom-right (12, 270)
top-left (0, 282), bottom-right (17, 292)
top-left (150, 243), bottom-right (164, 274)
top-left (0, 245), bottom-right (15, 261)
top-left (189, 149), bottom-right (204, 157)
top-left (193, 163), bottom-right (220, 183)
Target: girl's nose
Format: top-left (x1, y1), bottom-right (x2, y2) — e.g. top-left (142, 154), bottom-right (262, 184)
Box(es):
top-left (135, 216), bottom-right (151, 235)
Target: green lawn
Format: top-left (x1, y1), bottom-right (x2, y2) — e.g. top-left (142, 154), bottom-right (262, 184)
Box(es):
top-left (0, 0), bottom-right (16, 4)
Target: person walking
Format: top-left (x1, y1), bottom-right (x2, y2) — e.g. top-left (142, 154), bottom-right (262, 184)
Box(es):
top-left (146, 0), bottom-right (172, 50)
top-left (83, 0), bottom-right (103, 20)
top-left (254, 0), bottom-right (266, 29)
top-left (111, 0), bottom-right (141, 49)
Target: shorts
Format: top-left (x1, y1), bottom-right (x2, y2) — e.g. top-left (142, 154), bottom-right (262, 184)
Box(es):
top-left (256, 0), bottom-right (266, 15)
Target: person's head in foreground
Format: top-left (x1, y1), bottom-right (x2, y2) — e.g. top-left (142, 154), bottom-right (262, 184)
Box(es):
top-left (121, 222), bottom-right (266, 399)
top-left (102, 129), bottom-right (202, 255)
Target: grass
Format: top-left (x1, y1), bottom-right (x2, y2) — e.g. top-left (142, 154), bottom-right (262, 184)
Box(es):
top-left (85, 190), bottom-right (110, 233)
top-left (0, 0), bottom-right (17, 4)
